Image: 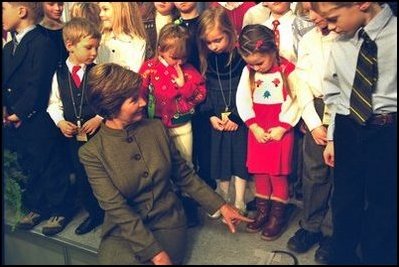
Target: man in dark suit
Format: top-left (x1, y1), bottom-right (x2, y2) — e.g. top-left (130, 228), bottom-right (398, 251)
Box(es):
top-left (2, 2), bottom-right (75, 236)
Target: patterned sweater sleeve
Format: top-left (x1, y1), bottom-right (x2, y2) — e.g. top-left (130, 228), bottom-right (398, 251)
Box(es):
top-left (138, 59), bottom-right (154, 99)
top-left (236, 67), bottom-right (256, 126)
top-left (177, 64), bottom-right (207, 112)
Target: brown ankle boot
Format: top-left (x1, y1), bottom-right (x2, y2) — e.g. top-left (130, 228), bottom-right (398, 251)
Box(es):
top-left (261, 200), bottom-right (288, 240)
top-left (246, 198), bottom-right (271, 233)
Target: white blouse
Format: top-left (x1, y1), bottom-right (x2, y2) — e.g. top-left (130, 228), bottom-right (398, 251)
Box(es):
top-left (97, 32), bottom-right (146, 72)
top-left (295, 28), bottom-right (337, 131)
top-left (155, 12), bottom-right (173, 38)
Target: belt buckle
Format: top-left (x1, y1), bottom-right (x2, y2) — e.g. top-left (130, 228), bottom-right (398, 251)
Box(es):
top-left (373, 114), bottom-right (391, 125)
top-left (380, 115), bottom-right (388, 125)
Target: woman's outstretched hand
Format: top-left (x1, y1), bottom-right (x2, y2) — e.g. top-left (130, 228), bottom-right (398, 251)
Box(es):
top-left (219, 204), bottom-right (254, 233)
top-left (151, 250), bottom-right (172, 265)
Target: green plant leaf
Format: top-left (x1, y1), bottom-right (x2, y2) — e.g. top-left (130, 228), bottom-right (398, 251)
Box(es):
top-left (4, 149), bottom-right (27, 229)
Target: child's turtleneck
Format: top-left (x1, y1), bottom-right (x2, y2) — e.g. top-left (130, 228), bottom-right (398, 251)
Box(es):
top-left (179, 9), bottom-right (199, 20)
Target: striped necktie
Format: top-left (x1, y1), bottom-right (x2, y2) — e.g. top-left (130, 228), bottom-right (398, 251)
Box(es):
top-left (11, 31), bottom-right (19, 55)
top-left (349, 29), bottom-right (378, 125)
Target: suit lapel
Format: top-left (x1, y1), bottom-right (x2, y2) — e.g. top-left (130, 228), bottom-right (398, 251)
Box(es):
top-left (2, 43), bottom-right (14, 86)
top-left (3, 28), bottom-right (39, 84)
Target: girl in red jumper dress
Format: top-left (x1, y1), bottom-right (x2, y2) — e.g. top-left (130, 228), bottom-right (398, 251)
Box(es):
top-left (236, 24), bottom-right (301, 240)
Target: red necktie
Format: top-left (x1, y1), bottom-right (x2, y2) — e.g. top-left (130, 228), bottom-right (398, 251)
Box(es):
top-left (72, 65), bottom-right (81, 88)
top-left (272, 20), bottom-right (280, 49)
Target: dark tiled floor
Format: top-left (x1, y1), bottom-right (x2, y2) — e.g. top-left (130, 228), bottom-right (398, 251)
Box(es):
top-left (184, 204), bottom-right (321, 265)
top-left (6, 194), bottom-right (324, 265)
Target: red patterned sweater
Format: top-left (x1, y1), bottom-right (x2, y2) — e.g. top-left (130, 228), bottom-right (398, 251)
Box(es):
top-left (139, 58), bottom-right (206, 128)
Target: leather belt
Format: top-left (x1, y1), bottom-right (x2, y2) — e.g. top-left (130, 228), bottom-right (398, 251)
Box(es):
top-left (367, 113), bottom-right (397, 126)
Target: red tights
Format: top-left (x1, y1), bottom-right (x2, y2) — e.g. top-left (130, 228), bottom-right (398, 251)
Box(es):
top-left (254, 174), bottom-right (289, 202)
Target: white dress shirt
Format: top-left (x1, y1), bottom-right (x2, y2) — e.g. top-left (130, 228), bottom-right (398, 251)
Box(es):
top-left (323, 4), bottom-right (397, 140)
top-left (263, 10), bottom-right (297, 63)
top-left (155, 12), bottom-right (173, 38)
top-left (47, 59), bottom-right (86, 126)
top-left (295, 28), bottom-right (337, 131)
top-left (242, 3), bottom-right (271, 28)
top-left (47, 58), bottom-right (103, 126)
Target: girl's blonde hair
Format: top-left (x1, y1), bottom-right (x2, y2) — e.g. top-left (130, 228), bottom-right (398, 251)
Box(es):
top-left (70, 2), bottom-right (102, 29)
top-left (101, 2), bottom-right (147, 41)
top-left (238, 24), bottom-right (293, 98)
top-left (197, 6), bottom-right (237, 76)
top-left (157, 22), bottom-right (190, 61)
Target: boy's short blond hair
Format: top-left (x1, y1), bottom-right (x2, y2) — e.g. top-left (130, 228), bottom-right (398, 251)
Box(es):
top-left (62, 17), bottom-right (102, 45)
top-left (311, 2), bottom-right (354, 13)
top-left (8, 2), bottom-right (44, 24)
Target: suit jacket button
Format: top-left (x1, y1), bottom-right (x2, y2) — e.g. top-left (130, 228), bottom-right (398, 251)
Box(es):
top-left (126, 137), bottom-right (133, 143)
top-left (134, 154), bottom-right (141, 160)
top-left (142, 171), bottom-right (149, 178)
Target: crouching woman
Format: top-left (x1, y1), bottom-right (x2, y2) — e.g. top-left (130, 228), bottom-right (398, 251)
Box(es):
top-left (79, 63), bottom-right (253, 265)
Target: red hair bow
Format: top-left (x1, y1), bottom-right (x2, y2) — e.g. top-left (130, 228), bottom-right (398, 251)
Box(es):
top-left (255, 40), bottom-right (263, 50)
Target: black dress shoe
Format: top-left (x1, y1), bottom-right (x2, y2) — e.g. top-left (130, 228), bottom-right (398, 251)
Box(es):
top-left (186, 212), bottom-right (200, 228)
top-left (185, 204), bottom-right (200, 228)
top-left (315, 236), bottom-right (332, 264)
top-left (246, 198), bottom-right (257, 211)
top-left (16, 212), bottom-right (48, 230)
top-left (287, 228), bottom-right (323, 253)
top-left (42, 216), bottom-right (71, 236)
top-left (75, 216), bottom-right (103, 235)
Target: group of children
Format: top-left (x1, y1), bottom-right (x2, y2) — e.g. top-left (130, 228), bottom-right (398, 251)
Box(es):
top-left (2, 2), bottom-right (396, 265)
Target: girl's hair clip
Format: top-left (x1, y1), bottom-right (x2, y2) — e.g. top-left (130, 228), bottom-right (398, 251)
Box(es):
top-left (255, 40), bottom-right (263, 50)
top-left (174, 18), bottom-right (184, 25)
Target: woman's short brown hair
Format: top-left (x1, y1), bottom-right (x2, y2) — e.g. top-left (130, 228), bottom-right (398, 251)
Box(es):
top-left (87, 63), bottom-right (142, 120)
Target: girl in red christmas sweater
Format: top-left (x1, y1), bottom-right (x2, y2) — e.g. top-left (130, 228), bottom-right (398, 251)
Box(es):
top-left (139, 22), bottom-right (206, 164)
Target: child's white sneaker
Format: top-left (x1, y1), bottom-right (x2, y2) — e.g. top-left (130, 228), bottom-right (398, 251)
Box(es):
top-left (207, 210), bottom-right (221, 219)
